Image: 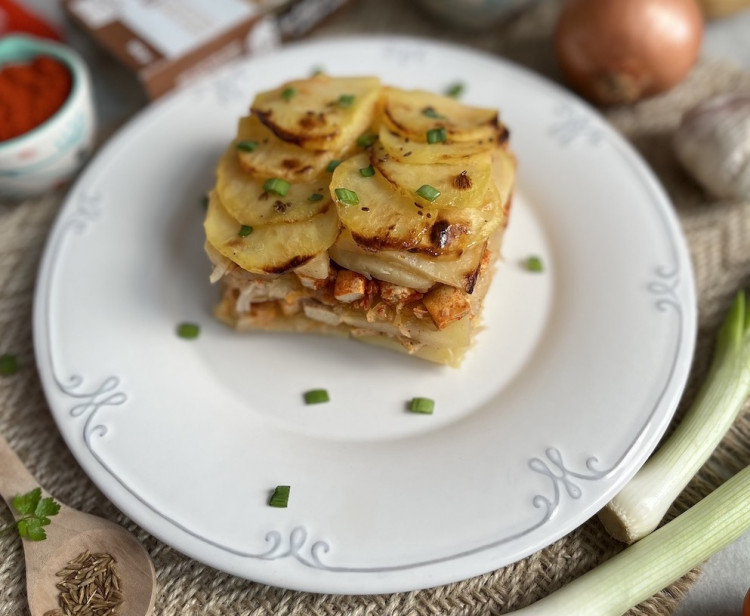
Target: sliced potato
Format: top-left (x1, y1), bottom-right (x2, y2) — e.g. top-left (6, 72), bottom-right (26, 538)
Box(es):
top-left (371, 141), bottom-right (493, 209)
top-left (380, 87), bottom-right (499, 143)
top-left (330, 230), bottom-right (486, 293)
top-left (331, 153), bottom-right (504, 255)
top-left (251, 75), bottom-right (381, 151)
top-left (379, 125), bottom-right (498, 164)
top-left (204, 191), bottom-right (340, 274)
top-left (235, 115), bottom-right (335, 181)
top-left (216, 145), bottom-right (332, 226)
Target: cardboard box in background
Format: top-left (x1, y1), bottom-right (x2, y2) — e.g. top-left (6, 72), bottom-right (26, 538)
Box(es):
top-left (62, 0), bottom-right (351, 99)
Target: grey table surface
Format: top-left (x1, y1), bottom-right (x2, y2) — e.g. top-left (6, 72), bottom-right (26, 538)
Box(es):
top-left (19, 1), bottom-right (750, 614)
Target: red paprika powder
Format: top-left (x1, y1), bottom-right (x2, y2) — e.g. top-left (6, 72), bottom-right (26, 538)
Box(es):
top-left (0, 55), bottom-right (72, 142)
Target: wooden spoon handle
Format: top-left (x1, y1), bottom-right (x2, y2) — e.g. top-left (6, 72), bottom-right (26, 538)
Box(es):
top-left (0, 432), bottom-right (44, 515)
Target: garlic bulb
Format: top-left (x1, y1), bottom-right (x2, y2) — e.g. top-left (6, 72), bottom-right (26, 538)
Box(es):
top-left (674, 93), bottom-right (750, 201)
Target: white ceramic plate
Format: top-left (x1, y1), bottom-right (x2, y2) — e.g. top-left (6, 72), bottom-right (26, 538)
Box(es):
top-left (33, 37), bottom-right (696, 595)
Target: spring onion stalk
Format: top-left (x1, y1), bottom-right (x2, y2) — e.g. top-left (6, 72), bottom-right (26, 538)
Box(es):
top-left (512, 465), bottom-right (750, 616)
top-left (599, 290), bottom-right (750, 543)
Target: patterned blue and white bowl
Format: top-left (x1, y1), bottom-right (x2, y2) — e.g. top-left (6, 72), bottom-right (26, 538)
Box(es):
top-left (0, 35), bottom-right (96, 201)
top-left (416, 0), bottom-right (537, 29)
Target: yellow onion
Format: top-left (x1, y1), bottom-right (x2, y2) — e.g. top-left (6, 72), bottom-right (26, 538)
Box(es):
top-left (555, 0), bottom-right (704, 105)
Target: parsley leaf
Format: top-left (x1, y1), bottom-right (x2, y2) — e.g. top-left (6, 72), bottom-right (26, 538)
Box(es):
top-left (2, 487), bottom-right (61, 541)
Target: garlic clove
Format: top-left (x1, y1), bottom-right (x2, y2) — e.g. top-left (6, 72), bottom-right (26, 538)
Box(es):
top-left (674, 93), bottom-right (750, 201)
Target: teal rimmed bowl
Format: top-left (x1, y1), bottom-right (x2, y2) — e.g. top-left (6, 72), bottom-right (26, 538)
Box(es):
top-left (0, 35), bottom-right (96, 200)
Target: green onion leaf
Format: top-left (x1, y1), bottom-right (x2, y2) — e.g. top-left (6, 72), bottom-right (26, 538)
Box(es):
top-left (281, 87), bottom-right (296, 101)
top-left (236, 140), bottom-right (259, 152)
top-left (327, 159), bottom-right (342, 173)
top-left (238, 225), bottom-right (253, 237)
top-left (263, 177), bottom-right (290, 196)
top-left (426, 127), bottom-right (447, 144)
top-left (337, 94), bottom-right (355, 108)
top-left (308, 192), bottom-right (324, 202)
top-left (416, 185), bottom-right (441, 202)
top-left (177, 323), bottom-right (200, 340)
top-left (359, 165), bottom-right (375, 177)
top-left (304, 389), bottom-right (330, 404)
top-left (422, 106), bottom-right (445, 120)
top-left (408, 397), bottom-right (435, 414)
top-left (446, 82), bottom-right (464, 98)
top-left (335, 188), bottom-right (359, 206)
top-left (0, 354), bottom-right (18, 376)
top-left (525, 256), bottom-right (544, 272)
top-left (356, 132), bottom-right (377, 148)
top-left (311, 66), bottom-right (325, 76)
top-left (269, 485), bottom-right (290, 508)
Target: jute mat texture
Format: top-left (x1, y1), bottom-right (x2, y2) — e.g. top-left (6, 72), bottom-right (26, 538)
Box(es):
top-left (1, 1), bottom-right (750, 614)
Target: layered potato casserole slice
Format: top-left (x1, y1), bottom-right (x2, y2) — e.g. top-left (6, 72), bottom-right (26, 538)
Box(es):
top-left (204, 75), bottom-right (516, 367)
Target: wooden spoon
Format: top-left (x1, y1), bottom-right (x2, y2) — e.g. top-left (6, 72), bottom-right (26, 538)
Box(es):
top-left (0, 432), bottom-right (156, 616)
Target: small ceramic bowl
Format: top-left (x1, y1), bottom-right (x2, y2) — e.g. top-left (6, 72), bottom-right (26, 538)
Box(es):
top-left (416, 0), bottom-right (538, 29)
top-left (0, 35), bottom-right (96, 201)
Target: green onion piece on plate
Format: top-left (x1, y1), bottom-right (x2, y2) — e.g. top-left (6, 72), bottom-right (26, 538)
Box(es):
top-left (308, 192), bottom-right (324, 202)
top-left (304, 389), bottom-right (330, 405)
top-left (177, 323), bottom-right (200, 340)
top-left (327, 159), bottom-right (342, 173)
top-left (335, 188), bottom-right (359, 206)
top-left (422, 106), bottom-right (445, 119)
top-left (416, 185), bottom-right (441, 202)
top-left (264, 177), bottom-right (290, 196)
top-left (281, 87), bottom-right (296, 101)
top-left (525, 256), bottom-right (544, 272)
top-left (408, 397), bottom-right (435, 414)
top-left (269, 485), bottom-right (290, 508)
top-left (359, 165), bottom-right (375, 177)
top-left (446, 82), bottom-right (464, 98)
top-left (238, 225), bottom-right (253, 237)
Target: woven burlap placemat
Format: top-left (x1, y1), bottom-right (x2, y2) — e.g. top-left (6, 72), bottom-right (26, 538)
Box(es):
top-left (2, 2), bottom-right (750, 614)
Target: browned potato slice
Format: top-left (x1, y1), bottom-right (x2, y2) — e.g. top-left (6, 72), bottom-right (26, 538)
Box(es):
top-left (371, 141), bottom-right (493, 209)
top-left (379, 125), bottom-right (498, 164)
top-left (330, 230), bottom-right (486, 293)
top-left (331, 153), bottom-right (504, 255)
top-left (204, 191), bottom-right (340, 274)
top-left (251, 75), bottom-right (381, 151)
top-left (216, 145), bottom-right (332, 226)
top-left (380, 87), bottom-right (500, 143)
top-left (235, 115), bottom-right (334, 181)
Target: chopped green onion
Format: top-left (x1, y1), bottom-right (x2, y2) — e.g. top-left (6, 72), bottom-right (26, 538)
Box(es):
top-left (311, 66), bottom-right (325, 76)
top-left (326, 159), bottom-right (342, 173)
top-left (236, 140), bottom-right (258, 152)
top-left (356, 132), bottom-right (377, 148)
top-left (308, 192), bottom-right (324, 202)
top-left (408, 397), bottom-right (434, 414)
top-left (268, 485), bottom-right (290, 508)
top-left (238, 225), bottom-right (253, 237)
top-left (0, 354), bottom-right (18, 376)
top-left (281, 87), bottom-right (296, 101)
top-left (359, 165), bottom-right (375, 177)
top-left (446, 82), bottom-right (464, 98)
top-left (525, 256), bottom-right (544, 272)
top-left (422, 106), bottom-right (445, 119)
top-left (176, 323), bottom-right (200, 340)
top-left (334, 188), bottom-right (359, 206)
top-left (263, 177), bottom-right (290, 196)
top-left (337, 94), bottom-right (355, 108)
top-left (416, 185), bottom-right (441, 202)
top-left (303, 389), bottom-right (330, 404)
top-left (426, 127), bottom-right (447, 144)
